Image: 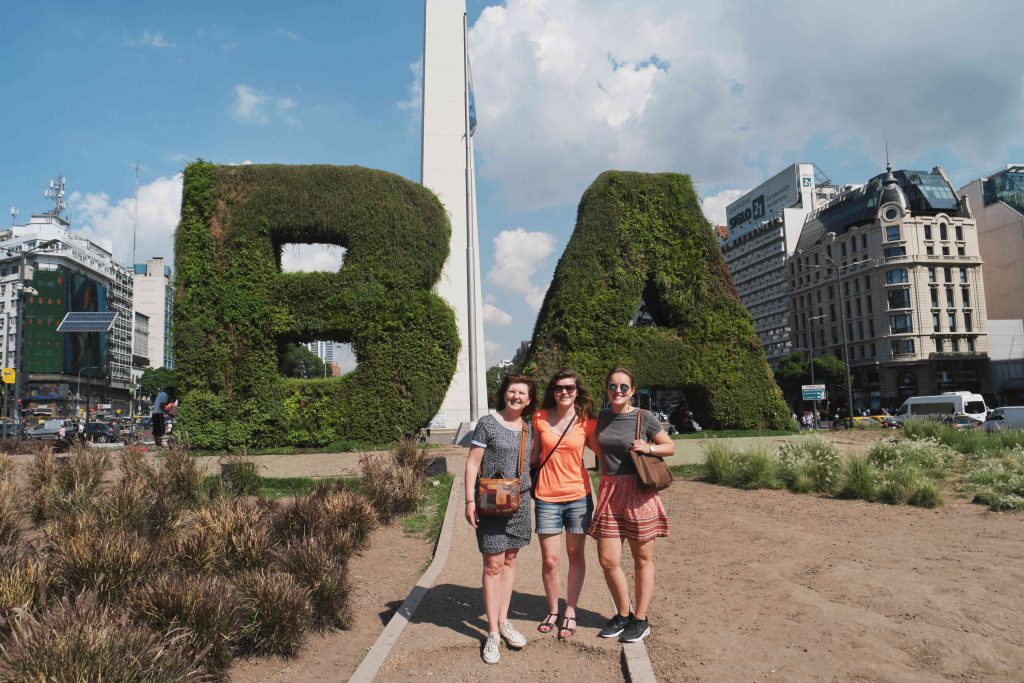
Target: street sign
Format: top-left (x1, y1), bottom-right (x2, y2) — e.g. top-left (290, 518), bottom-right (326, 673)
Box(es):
top-left (1, 368), bottom-right (14, 384)
top-left (801, 384), bottom-right (826, 401)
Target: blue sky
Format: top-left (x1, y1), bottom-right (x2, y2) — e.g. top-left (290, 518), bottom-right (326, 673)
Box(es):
top-left (2, 1), bottom-right (1023, 368)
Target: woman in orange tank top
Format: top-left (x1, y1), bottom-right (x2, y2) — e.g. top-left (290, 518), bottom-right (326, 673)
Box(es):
top-left (531, 368), bottom-right (596, 640)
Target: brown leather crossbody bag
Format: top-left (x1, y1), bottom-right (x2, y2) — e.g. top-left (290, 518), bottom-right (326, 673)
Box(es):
top-left (477, 427), bottom-right (526, 516)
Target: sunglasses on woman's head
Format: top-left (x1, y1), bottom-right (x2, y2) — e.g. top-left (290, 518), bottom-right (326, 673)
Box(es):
top-left (553, 384), bottom-right (577, 394)
top-left (607, 383), bottom-right (631, 393)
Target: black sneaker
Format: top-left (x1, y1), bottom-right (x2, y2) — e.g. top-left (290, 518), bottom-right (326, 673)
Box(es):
top-left (620, 616), bottom-right (651, 643)
top-left (598, 613), bottom-right (632, 638)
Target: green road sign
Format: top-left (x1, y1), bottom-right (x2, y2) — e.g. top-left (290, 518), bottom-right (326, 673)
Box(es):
top-left (801, 384), bottom-right (826, 401)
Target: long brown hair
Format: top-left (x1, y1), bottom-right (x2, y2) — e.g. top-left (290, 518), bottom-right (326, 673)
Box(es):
top-left (493, 373), bottom-right (537, 418)
top-left (541, 368), bottom-right (594, 419)
top-left (604, 366), bottom-right (636, 389)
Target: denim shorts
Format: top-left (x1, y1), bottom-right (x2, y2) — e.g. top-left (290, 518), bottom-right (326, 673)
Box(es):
top-left (535, 494), bottom-right (594, 535)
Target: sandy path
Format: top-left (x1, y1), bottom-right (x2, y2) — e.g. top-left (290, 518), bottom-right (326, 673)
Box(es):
top-left (645, 480), bottom-right (1024, 682)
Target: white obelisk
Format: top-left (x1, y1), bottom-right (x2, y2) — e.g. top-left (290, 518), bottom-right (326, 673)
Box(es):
top-left (422, 0), bottom-right (488, 432)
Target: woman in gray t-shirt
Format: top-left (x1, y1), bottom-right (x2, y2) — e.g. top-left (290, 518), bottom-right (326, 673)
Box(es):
top-left (587, 366), bottom-right (675, 645)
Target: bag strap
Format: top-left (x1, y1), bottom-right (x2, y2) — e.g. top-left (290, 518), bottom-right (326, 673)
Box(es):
top-left (635, 408), bottom-right (645, 442)
top-left (516, 425), bottom-right (526, 477)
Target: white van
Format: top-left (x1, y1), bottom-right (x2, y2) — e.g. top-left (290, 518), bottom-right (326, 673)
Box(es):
top-left (894, 391), bottom-right (988, 423)
top-left (983, 406), bottom-right (1024, 432)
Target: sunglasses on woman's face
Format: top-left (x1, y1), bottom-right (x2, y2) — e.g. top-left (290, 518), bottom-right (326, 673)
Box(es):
top-left (553, 384), bottom-right (577, 395)
top-left (607, 383), bottom-right (631, 393)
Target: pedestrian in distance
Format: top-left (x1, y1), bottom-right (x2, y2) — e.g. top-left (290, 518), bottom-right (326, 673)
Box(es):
top-left (151, 388), bottom-right (169, 447)
top-left (464, 373), bottom-right (537, 665)
top-left (531, 369), bottom-right (597, 640)
top-left (588, 366), bottom-right (674, 643)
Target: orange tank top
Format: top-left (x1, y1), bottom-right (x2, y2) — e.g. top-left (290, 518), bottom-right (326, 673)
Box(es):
top-left (531, 409), bottom-right (595, 502)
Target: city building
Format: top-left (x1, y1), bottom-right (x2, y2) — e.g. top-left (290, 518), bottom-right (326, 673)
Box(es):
top-left (132, 257), bottom-right (174, 369)
top-left (0, 209), bottom-right (135, 416)
top-left (959, 164), bottom-right (1024, 320)
top-left (789, 164), bottom-right (990, 410)
top-left (132, 311), bottom-right (150, 379)
top-left (719, 163), bottom-right (838, 367)
top-left (987, 319), bottom-right (1024, 405)
top-left (304, 341), bottom-right (350, 376)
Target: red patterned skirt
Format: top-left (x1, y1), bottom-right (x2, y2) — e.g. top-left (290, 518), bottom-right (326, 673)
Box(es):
top-left (587, 474), bottom-right (669, 542)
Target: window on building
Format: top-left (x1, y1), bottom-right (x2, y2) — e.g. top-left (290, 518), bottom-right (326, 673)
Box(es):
top-left (955, 225), bottom-right (963, 241)
top-left (884, 246), bottom-right (907, 258)
top-left (886, 225), bottom-right (901, 242)
top-left (924, 224), bottom-right (933, 240)
top-left (858, 320), bottom-right (864, 339)
top-left (948, 313), bottom-right (957, 331)
top-left (865, 275), bottom-right (871, 288)
top-left (892, 339), bottom-right (916, 355)
top-left (962, 287), bottom-right (971, 307)
top-left (928, 267), bottom-right (936, 283)
top-left (867, 295), bottom-right (873, 313)
top-left (830, 303), bottom-right (836, 321)
top-left (871, 342), bottom-right (877, 357)
top-left (856, 298), bottom-right (862, 316)
top-left (841, 242), bottom-right (847, 257)
top-left (886, 269), bottom-right (909, 284)
top-left (869, 319), bottom-right (875, 336)
top-left (957, 246), bottom-right (965, 256)
top-left (940, 223), bottom-right (948, 240)
top-left (891, 314), bottom-right (913, 334)
top-left (861, 235), bottom-right (867, 250)
top-left (826, 245), bottom-right (832, 258)
top-left (933, 312), bottom-right (941, 331)
top-left (946, 286), bottom-right (955, 307)
top-left (845, 300), bottom-right (851, 318)
top-left (944, 267), bottom-right (952, 282)
top-left (854, 279), bottom-right (860, 294)
top-left (828, 285), bottom-right (835, 300)
top-left (887, 288), bottom-right (911, 309)
top-left (930, 288), bottom-right (940, 308)
top-left (844, 281), bottom-right (850, 297)
top-left (926, 245), bottom-right (934, 256)
top-left (951, 338), bottom-right (960, 352)
top-left (832, 327), bottom-right (839, 344)
top-left (816, 290), bottom-right (822, 304)
top-left (967, 337), bottom-right (975, 352)
top-left (964, 312), bottom-right (973, 331)
top-left (850, 237), bottom-right (857, 252)
top-left (936, 337), bottom-right (944, 352)
top-left (942, 246), bottom-right (950, 256)
top-left (959, 269), bottom-right (968, 283)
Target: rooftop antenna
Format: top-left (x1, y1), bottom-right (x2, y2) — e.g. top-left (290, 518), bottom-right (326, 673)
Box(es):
top-left (132, 161), bottom-right (139, 267)
top-left (9, 207), bottom-right (17, 227)
top-left (43, 175), bottom-right (67, 218)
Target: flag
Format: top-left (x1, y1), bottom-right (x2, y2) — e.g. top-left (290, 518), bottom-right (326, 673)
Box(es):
top-left (467, 57), bottom-right (477, 137)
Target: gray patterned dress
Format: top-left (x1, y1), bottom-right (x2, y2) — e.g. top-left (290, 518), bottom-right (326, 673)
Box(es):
top-left (471, 415), bottom-right (533, 554)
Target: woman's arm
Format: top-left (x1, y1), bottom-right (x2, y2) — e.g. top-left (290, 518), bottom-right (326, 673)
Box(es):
top-left (630, 413), bottom-right (676, 458)
top-left (464, 445), bottom-right (484, 527)
top-left (529, 417), bottom-right (542, 467)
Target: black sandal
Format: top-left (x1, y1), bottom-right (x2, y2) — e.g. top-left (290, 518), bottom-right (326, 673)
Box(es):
top-left (558, 615), bottom-right (577, 640)
top-left (537, 612), bottom-right (558, 633)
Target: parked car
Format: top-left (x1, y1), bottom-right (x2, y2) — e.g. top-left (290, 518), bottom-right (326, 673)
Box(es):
top-left (983, 406), bottom-right (1024, 432)
top-left (941, 414), bottom-right (983, 431)
top-left (85, 422), bottom-right (120, 443)
top-left (24, 419), bottom-right (75, 440)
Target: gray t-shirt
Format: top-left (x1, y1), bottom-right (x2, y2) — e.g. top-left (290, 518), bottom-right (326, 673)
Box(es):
top-left (595, 408), bottom-right (664, 476)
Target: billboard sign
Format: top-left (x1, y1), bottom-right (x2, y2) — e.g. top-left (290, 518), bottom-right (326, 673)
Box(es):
top-left (726, 164), bottom-right (812, 239)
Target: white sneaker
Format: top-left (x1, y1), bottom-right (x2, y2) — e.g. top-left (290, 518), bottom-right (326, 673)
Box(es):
top-left (499, 621), bottom-right (526, 649)
top-left (482, 632), bottom-right (501, 664)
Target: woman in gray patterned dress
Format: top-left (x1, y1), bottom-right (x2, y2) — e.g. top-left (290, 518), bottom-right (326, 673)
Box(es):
top-left (465, 373), bottom-right (536, 664)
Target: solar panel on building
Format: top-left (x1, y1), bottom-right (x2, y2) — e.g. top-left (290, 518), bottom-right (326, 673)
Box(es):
top-left (56, 311), bottom-right (119, 333)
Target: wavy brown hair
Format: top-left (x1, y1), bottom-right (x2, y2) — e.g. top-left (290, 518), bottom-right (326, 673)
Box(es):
top-left (493, 373), bottom-right (537, 418)
top-left (604, 366), bottom-right (636, 389)
top-left (540, 368), bottom-right (594, 419)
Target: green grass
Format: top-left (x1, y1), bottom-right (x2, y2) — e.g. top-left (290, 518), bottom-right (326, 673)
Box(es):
top-left (193, 440), bottom-right (443, 457)
top-left (201, 475), bottom-right (355, 500)
top-left (670, 462), bottom-right (708, 478)
top-left (401, 473), bottom-right (454, 542)
top-left (672, 429), bottom-right (799, 440)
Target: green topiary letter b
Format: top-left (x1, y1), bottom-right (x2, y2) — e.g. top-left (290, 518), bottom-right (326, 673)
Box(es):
top-left (174, 162), bottom-right (459, 449)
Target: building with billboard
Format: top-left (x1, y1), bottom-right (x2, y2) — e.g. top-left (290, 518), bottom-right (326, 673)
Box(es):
top-left (0, 210), bottom-right (134, 416)
top-left (959, 165), bottom-right (1024, 321)
top-left (133, 257), bottom-right (174, 370)
top-left (789, 164), bottom-right (990, 410)
top-left (719, 163), bottom-right (837, 366)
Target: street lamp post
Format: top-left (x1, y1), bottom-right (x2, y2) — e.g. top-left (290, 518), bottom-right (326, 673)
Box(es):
top-left (822, 232), bottom-right (857, 420)
top-left (808, 314), bottom-right (826, 427)
top-left (77, 365), bottom-right (100, 417)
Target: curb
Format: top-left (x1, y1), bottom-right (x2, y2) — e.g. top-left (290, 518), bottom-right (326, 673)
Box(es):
top-left (349, 468), bottom-right (464, 682)
top-left (622, 641), bottom-right (657, 682)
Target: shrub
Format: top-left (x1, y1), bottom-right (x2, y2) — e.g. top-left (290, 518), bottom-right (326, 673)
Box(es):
top-left (236, 570), bottom-right (313, 657)
top-left (868, 438), bottom-right (955, 478)
top-left (876, 464), bottom-right (930, 506)
top-left (392, 437), bottom-right (431, 478)
top-left (704, 440), bottom-right (738, 485)
top-left (131, 573), bottom-right (247, 677)
top-left (172, 498), bottom-right (273, 574)
top-left (25, 447), bottom-right (59, 522)
top-left (777, 436), bottom-right (843, 494)
top-left (0, 552), bottom-right (49, 637)
top-left (0, 479), bottom-right (23, 545)
top-left (360, 452), bottom-right (422, 523)
top-left (732, 444), bottom-right (781, 490)
top-left (58, 445), bottom-right (111, 498)
top-left (0, 452), bottom-right (14, 480)
top-left (0, 592), bottom-right (206, 682)
top-left (220, 455), bottom-right (262, 497)
top-left (159, 443), bottom-right (204, 508)
top-left (962, 446), bottom-right (1024, 511)
top-left (270, 490), bottom-right (378, 555)
top-left (839, 456), bottom-right (879, 501)
top-left (908, 479), bottom-right (943, 508)
top-left (274, 537), bottom-right (352, 630)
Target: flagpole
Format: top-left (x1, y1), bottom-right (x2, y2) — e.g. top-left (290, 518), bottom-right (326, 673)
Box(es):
top-left (463, 11), bottom-right (479, 422)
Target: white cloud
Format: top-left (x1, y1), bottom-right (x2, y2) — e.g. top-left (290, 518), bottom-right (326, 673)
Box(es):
top-left (278, 29), bottom-right (300, 41)
top-left (69, 173), bottom-right (183, 266)
top-left (128, 31), bottom-right (174, 48)
top-left (485, 340), bottom-right (504, 365)
top-left (465, 0), bottom-right (1024, 210)
top-left (232, 85), bottom-right (299, 127)
top-left (701, 188), bottom-right (747, 227)
top-left (487, 228), bottom-right (557, 311)
top-left (280, 244), bottom-right (345, 273)
top-left (397, 58), bottom-right (423, 127)
top-left (482, 303), bottom-right (512, 326)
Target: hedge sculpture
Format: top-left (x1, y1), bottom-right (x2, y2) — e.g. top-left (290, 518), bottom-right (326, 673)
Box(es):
top-left (524, 171), bottom-right (790, 429)
top-left (174, 162), bottom-right (459, 448)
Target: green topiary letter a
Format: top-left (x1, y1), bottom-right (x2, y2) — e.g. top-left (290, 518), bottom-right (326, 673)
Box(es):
top-left (174, 162), bottom-right (459, 449)
top-left (525, 171), bottom-right (790, 429)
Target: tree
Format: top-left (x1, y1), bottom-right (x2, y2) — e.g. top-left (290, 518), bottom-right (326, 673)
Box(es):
top-left (139, 367), bottom-right (177, 398)
top-left (280, 344), bottom-right (328, 379)
top-left (773, 351), bottom-right (848, 408)
top-left (486, 364), bottom-right (506, 409)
